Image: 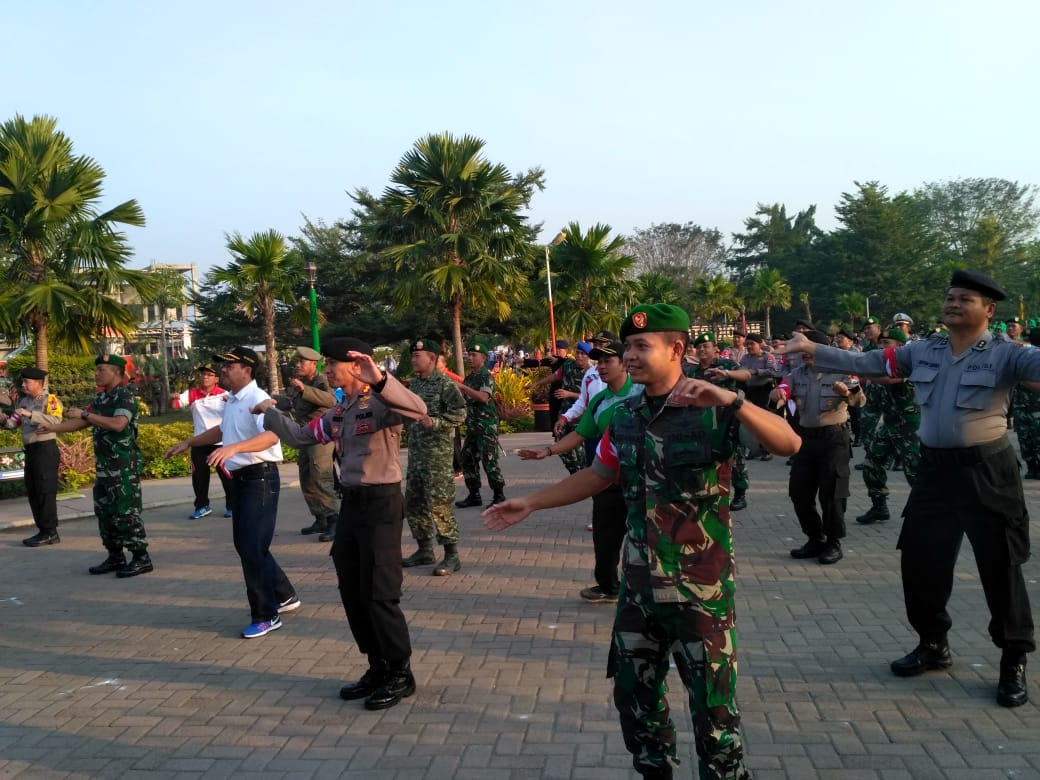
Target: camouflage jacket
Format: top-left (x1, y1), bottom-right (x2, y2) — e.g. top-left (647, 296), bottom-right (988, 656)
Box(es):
top-left (90, 384), bottom-right (141, 478)
top-left (463, 366), bottom-right (498, 429)
top-left (682, 357), bottom-right (741, 390)
top-left (592, 389), bottom-right (740, 626)
top-left (558, 357), bottom-right (584, 414)
top-left (407, 369), bottom-right (466, 461)
top-left (872, 379), bottom-right (920, 428)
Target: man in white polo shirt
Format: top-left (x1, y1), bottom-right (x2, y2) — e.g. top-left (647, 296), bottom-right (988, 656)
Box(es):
top-left (165, 347), bottom-right (299, 639)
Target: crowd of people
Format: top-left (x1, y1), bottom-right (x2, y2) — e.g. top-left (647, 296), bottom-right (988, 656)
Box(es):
top-left (2, 268), bottom-right (1037, 779)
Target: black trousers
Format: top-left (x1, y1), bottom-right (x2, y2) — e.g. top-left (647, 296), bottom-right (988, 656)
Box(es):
top-left (25, 440), bottom-right (59, 534)
top-left (592, 486), bottom-right (627, 595)
top-left (191, 444), bottom-right (233, 511)
top-left (789, 425), bottom-right (850, 543)
top-left (899, 439), bottom-right (1035, 654)
top-left (332, 484), bottom-right (412, 666)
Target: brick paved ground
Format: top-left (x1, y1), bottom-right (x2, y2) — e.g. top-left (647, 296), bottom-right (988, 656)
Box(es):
top-left (0, 432), bottom-right (1037, 779)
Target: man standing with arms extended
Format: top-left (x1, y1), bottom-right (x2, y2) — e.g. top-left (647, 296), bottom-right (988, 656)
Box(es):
top-left (455, 341), bottom-right (507, 508)
top-left (1, 368), bottom-right (63, 547)
top-left (486, 304), bottom-right (801, 780)
top-left (165, 347), bottom-right (297, 638)
top-left (171, 364), bottom-right (232, 519)
top-left (274, 346), bottom-right (339, 540)
top-left (41, 355), bottom-right (152, 577)
top-left (261, 337), bottom-right (428, 709)
top-left (401, 339), bottom-right (467, 575)
top-left (779, 270), bottom-right (1039, 708)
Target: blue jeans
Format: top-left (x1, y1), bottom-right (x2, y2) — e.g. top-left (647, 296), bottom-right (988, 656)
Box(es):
top-left (230, 466), bottom-right (294, 622)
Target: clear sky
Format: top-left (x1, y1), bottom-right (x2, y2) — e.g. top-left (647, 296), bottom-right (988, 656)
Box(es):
top-left (6, 0), bottom-right (1038, 275)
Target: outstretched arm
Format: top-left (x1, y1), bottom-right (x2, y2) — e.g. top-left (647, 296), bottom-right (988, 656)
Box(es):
top-left (483, 468), bottom-right (611, 531)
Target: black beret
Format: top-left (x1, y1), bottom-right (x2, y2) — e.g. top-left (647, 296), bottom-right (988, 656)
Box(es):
top-left (409, 338), bottom-right (441, 356)
top-left (322, 337), bottom-right (373, 361)
top-left (795, 319), bottom-right (816, 331)
top-left (804, 329), bottom-right (831, 345)
top-left (746, 333), bottom-right (764, 344)
top-left (949, 269), bottom-right (1006, 301)
top-left (836, 328), bottom-right (855, 341)
top-left (20, 367), bottom-right (47, 380)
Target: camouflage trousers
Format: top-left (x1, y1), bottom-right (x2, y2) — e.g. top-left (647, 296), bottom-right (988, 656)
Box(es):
top-left (858, 405), bottom-right (879, 453)
top-left (1013, 407), bottom-right (1040, 466)
top-left (554, 419), bottom-right (584, 475)
top-left (94, 472), bottom-right (147, 553)
top-left (732, 446), bottom-right (749, 493)
top-left (862, 425), bottom-right (920, 499)
top-left (404, 457), bottom-right (458, 545)
top-left (609, 583), bottom-right (749, 780)
top-left (298, 441), bottom-right (339, 523)
top-left (461, 426), bottom-right (505, 493)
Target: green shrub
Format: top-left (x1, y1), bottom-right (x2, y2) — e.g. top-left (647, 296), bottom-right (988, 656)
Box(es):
top-left (138, 422), bottom-right (194, 478)
top-left (500, 415), bottom-right (535, 434)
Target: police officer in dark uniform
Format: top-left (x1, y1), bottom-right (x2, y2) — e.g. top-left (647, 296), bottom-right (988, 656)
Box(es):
top-left (781, 269), bottom-right (1039, 708)
top-left (261, 337), bottom-right (429, 710)
top-left (771, 330), bottom-right (864, 565)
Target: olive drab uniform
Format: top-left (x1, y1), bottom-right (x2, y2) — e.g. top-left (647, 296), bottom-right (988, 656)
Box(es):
top-left (405, 370), bottom-right (467, 545)
top-left (280, 371), bottom-right (339, 530)
top-left (683, 356), bottom-right (748, 494)
top-left (862, 378), bottom-right (921, 499)
top-left (554, 357), bottom-right (586, 474)
top-left (91, 384), bottom-right (147, 553)
top-left (460, 364), bottom-right (505, 495)
top-left (592, 394), bottom-right (748, 780)
top-left (1012, 382), bottom-right (1040, 477)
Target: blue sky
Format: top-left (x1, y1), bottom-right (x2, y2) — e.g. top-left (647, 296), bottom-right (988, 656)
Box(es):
top-left (6, 0), bottom-right (1038, 274)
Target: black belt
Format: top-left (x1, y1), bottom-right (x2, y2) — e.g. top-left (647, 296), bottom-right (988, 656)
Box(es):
top-left (341, 483), bottom-right (401, 500)
top-left (798, 424), bottom-right (846, 439)
top-left (920, 436), bottom-right (1011, 467)
top-left (231, 462), bottom-right (279, 480)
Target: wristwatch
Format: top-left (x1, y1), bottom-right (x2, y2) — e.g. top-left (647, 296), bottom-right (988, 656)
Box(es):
top-left (81, 409), bottom-right (90, 420)
top-left (727, 390), bottom-right (745, 411)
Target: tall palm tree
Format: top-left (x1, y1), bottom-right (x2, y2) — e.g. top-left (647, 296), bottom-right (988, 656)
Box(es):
top-left (0, 114), bottom-right (151, 370)
top-left (690, 274), bottom-right (741, 328)
top-left (208, 230), bottom-right (301, 393)
top-left (834, 292), bottom-right (865, 331)
top-left (636, 270), bottom-right (682, 306)
top-left (748, 268), bottom-right (792, 338)
top-left (550, 222), bottom-right (638, 339)
top-left (376, 132), bottom-right (543, 373)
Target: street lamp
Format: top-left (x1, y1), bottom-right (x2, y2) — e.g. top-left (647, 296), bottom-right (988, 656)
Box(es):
top-left (306, 262), bottom-right (319, 353)
top-left (545, 231), bottom-right (567, 353)
top-left (865, 292), bottom-right (878, 320)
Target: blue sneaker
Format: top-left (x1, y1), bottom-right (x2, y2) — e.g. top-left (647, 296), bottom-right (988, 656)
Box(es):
top-left (241, 616), bottom-right (282, 638)
top-left (223, 509), bottom-right (233, 518)
top-left (190, 506), bottom-right (212, 519)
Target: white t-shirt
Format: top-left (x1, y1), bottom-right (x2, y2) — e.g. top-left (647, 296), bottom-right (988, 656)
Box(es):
top-left (220, 380), bottom-right (282, 471)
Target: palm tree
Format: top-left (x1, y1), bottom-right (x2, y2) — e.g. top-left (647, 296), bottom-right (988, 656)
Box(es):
top-left (799, 291), bottom-right (813, 323)
top-left (208, 230), bottom-right (301, 393)
top-left (834, 292), bottom-right (865, 331)
top-left (550, 222), bottom-right (638, 339)
top-left (636, 270), bottom-right (682, 306)
top-left (748, 268), bottom-right (792, 338)
top-left (0, 114), bottom-right (151, 370)
top-left (375, 132), bottom-right (544, 373)
top-left (690, 274), bottom-right (741, 327)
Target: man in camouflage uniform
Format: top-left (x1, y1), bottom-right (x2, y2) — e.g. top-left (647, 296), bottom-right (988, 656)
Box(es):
top-left (856, 316), bottom-right (883, 462)
top-left (401, 339), bottom-right (467, 575)
top-left (274, 346), bottom-right (339, 541)
top-left (42, 355), bottom-right (151, 577)
top-left (531, 341), bottom-right (587, 474)
top-left (856, 328), bottom-right (921, 523)
top-left (485, 304), bottom-right (801, 780)
top-left (455, 341), bottom-right (507, 508)
top-left (682, 332), bottom-right (750, 511)
top-left (1011, 328), bottom-right (1040, 478)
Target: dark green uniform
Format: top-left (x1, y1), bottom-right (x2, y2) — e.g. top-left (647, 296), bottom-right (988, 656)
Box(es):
top-left (592, 392), bottom-right (748, 780)
top-left (460, 365), bottom-right (505, 494)
top-left (91, 384), bottom-right (146, 554)
top-left (405, 370), bottom-right (467, 544)
top-left (862, 379), bottom-right (921, 498)
top-left (555, 357), bottom-right (585, 474)
top-left (1012, 382), bottom-right (1040, 477)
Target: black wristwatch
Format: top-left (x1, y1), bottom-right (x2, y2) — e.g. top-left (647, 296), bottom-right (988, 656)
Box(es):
top-left (81, 409), bottom-right (90, 420)
top-left (727, 390), bottom-right (745, 411)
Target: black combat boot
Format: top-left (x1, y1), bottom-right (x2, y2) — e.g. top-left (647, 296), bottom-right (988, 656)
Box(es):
top-left (340, 660), bottom-right (388, 700)
top-left (891, 639), bottom-right (953, 677)
top-left (1026, 460), bottom-right (1040, 480)
top-left (364, 662), bottom-right (416, 710)
top-left (455, 491), bottom-right (482, 508)
top-left (997, 651), bottom-right (1028, 707)
top-left (402, 543), bottom-right (436, 567)
top-left (487, 488), bottom-right (506, 507)
top-left (730, 489), bottom-right (747, 511)
top-left (116, 550), bottom-right (154, 578)
top-left (88, 550), bottom-right (126, 575)
top-left (433, 543), bottom-right (461, 576)
top-left (318, 521), bottom-right (336, 542)
top-left (856, 495), bottom-right (890, 524)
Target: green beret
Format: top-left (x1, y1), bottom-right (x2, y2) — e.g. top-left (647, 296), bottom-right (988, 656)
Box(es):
top-left (692, 332), bottom-right (715, 346)
top-left (864, 316), bottom-right (879, 325)
top-left (466, 340), bottom-right (489, 353)
top-left (882, 327), bottom-right (908, 344)
top-left (410, 338), bottom-right (441, 356)
top-left (95, 354), bottom-right (127, 369)
top-left (620, 304), bottom-right (691, 340)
